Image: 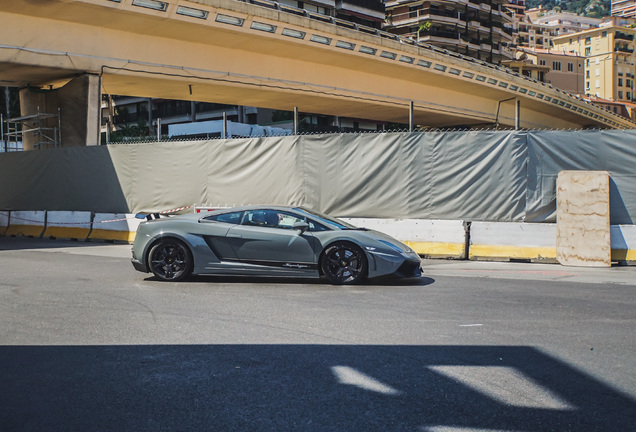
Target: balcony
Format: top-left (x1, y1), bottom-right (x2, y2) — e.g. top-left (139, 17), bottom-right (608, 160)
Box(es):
top-left (428, 9), bottom-right (461, 20)
top-left (418, 28), bottom-right (460, 41)
top-left (615, 46), bottom-right (635, 54)
top-left (615, 31), bottom-right (635, 41)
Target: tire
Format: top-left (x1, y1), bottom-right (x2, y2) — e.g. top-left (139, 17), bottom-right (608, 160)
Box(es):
top-left (147, 238), bottom-right (193, 282)
top-left (320, 241), bottom-right (367, 285)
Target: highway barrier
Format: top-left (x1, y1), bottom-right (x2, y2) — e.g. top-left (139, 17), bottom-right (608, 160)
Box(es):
top-left (4, 210), bottom-right (47, 238)
top-left (2, 211), bottom-right (634, 264)
top-left (0, 211), bottom-right (8, 236)
top-left (611, 225), bottom-right (636, 263)
top-left (343, 218), bottom-right (467, 259)
top-left (469, 222), bottom-right (558, 263)
top-left (43, 211), bottom-right (92, 240)
top-left (88, 213), bottom-right (142, 243)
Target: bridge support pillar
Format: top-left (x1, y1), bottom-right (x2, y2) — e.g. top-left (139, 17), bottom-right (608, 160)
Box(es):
top-left (19, 74), bottom-right (101, 149)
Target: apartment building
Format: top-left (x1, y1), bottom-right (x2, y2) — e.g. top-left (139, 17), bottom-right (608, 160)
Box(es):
top-left (553, 24), bottom-right (636, 102)
top-left (513, 9), bottom-right (602, 52)
top-left (612, 0), bottom-right (636, 19)
top-left (516, 20), bottom-right (555, 49)
top-left (506, 0), bottom-right (554, 50)
top-left (383, 0), bottom-right (515, 64)
top-left (506, 48), bottom-right (585, 94)
top-left (277, 0), bottom-right (385, 28)
top-left (533, 11), bottom-right (602, 35)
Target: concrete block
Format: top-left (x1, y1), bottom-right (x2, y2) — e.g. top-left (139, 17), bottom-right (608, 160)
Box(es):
top-left (342, 218), bottom-right (467, 258)
top-left (89, 213), bottom-right (142, 243)
top-left (556, 171), bottom-right (611, 267)
top-left (5, 210), bottom-right (46, 238)
top-left (469, 222), bottom-right (557, 262)
top-left (43, 211), bottom-right (92, 240)
top-left (611, 225), bottom-right (636, 263)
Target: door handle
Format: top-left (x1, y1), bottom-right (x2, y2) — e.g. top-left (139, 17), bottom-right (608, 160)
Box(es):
top-left (227, 234), bottom-right (242, 239)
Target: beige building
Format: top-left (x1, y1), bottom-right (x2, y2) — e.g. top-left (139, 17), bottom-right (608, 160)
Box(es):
top-left (383, 0), bottom-right (514, 64)
top-left (512, 8), bottom-right (600, 52)
top-left (553, 24), bottom-right (636, 102)
top-left (502, 48), bottom-right (584, 94)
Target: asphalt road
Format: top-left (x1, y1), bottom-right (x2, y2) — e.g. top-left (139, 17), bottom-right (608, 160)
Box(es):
top-left (1, 237), bottom-right (635, 432)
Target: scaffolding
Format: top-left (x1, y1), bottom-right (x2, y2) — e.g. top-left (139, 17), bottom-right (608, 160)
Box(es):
top-left (2, 107), bottom-right (61, 151)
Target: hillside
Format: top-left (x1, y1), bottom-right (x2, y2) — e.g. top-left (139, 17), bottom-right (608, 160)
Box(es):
top-left (525, 0), bottom-right (611, 18)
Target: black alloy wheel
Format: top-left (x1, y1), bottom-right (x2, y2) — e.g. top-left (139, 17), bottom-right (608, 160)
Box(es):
top-left (148, 238), bottom-right (193, 282)
top-left (321, 242), bottom-right (367, 285)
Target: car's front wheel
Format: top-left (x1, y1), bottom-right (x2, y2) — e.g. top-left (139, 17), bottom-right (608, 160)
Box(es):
top-left (320, 241), bottom-right (367, 285)
top-left (148, 238), bottom-right (193, 282)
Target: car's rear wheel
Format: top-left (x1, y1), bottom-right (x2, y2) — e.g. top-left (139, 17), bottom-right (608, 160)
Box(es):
top-left (320, 241), bottom-right (367, 285)
top-left (148, 238), bottom-right (193, 282)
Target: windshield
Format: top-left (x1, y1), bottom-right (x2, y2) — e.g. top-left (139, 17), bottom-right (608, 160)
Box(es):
top-left (294, 207), bottom-right (358, 230)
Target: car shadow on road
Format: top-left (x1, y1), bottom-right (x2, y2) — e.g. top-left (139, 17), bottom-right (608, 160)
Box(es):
top-left (1, 345), bottom-right (633, 432)
top-left (150, 274), bottom-right (436, 287)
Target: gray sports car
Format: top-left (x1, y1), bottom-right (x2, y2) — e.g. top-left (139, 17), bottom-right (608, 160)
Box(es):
top-left (131, 206), bottom-right (422, 284)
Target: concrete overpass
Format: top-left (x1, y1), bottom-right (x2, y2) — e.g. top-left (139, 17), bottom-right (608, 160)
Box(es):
top-left (0, 0), bottom-right (634, 148)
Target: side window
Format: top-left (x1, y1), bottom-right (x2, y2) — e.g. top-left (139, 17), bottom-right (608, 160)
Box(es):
top-left (307, 219), bottom-right (328, 232)
top-left (241, 210), bottom-right (330, 231)
top-left (277, 212), bottom-right (306, 229)
top-left (242, 210), bottom-right (281, 227)
top-left (276, 212), bottom-right (328, 231)
top-left (204, 211), bottom-right (243, 224)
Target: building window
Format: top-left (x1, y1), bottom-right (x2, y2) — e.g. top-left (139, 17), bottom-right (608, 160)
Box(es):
top-left (628, 79), bottom-right (633, 88)
top-left (585, 47), bottom-right (591, 55)
top-left (539, 59), bottom-right (546, 66)
top-left (553, 61), bottom-right (562, 71)
top-left (595, 80), bottom-right (600, 88)
top-left (619, 91), bottom-right (624, 99)
top-left (628, 92), bottom-right (632, 100)
top-left (602, 31), bottom-right (607, 37)
top-left (567, 63), bottom-right (573, 72)
top-left (586, 71), bottom-right (590, 78)
top-left (585, 36), bottom-right (591, 45)
top-left (619, 78), bottom-right (624, 87)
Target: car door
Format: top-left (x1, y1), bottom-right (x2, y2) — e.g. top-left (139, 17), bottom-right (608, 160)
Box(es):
top-left (195, 210), bottom-right (245, 274)
top-left (225, 209), bottom-right (319, 275)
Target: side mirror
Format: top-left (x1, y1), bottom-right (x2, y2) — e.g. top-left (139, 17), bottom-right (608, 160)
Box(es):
top-left (292, 221), bottom-right (309, 234)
